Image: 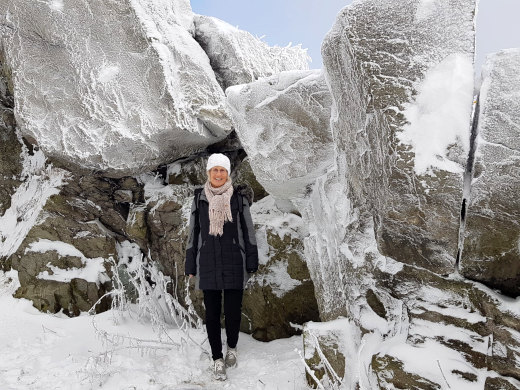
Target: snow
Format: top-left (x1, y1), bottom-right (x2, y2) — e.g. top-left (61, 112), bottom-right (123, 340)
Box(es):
top-left (398, 53), bottom-right (474, 175)
top-left (0, 145), bottom-right (68, 259)
top-left (0, 270), bottom-right (308, 389)
top-left (250, 196), bottom-right (307, 298)
top-left (25, 239), bottom-right (111, 286)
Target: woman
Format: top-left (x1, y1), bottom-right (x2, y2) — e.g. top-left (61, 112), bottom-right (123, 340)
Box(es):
top-left (185, 153), bottom-right (258, 381)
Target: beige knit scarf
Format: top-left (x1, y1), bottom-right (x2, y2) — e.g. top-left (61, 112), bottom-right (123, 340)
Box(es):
top-left (204, 177), bottom-right (233, 236)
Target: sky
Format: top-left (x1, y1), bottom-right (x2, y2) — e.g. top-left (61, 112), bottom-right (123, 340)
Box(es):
top-left (190, 0), bottom-right (520, 75)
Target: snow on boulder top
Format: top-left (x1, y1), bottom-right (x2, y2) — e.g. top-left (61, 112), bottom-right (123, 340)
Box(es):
top-left (193, 15), bottom-right (310, 91)
top-left (0, 0), bottom-right (232, 176)
top-left (227, 70), bottom-right (333, 199)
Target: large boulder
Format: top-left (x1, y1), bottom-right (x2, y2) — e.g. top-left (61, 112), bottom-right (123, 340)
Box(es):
top-left (241, 195), bottom-right (320, 341)
top-left (322, 0), bottom-right (476, 274)
top-left (461, 49), bottom-right (520, 297)
top-left (193, 15), bottom-right (309, 91)
top-left (0, 0), bottom-right (232, 176)
top-left (227, 70), bottom-right (334, 202)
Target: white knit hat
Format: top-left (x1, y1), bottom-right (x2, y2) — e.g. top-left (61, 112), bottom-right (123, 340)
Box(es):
top-left (206, 153), bottom-right (231, 174)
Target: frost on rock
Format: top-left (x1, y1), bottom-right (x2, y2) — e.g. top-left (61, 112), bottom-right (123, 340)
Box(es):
top-left (227, 70), bottom-right (334, 201)
top-left (193, 15), bottom-right (309, 90)
top-left (0, 0), bottom-right (232, 176)
top-left (0, 55), bottom-right (22, 216)
top-left (241, 195), bottom-right (319, 341)
top-left (322, 0), bottom-right (476, 274)
top-left (462, 49), bottom-right (520, 296)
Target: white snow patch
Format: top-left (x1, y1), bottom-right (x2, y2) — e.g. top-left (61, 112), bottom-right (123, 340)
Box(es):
top-left (26, 239), bottom-right (110, 286)
top-left (0, 147), bottom-right (68, 259)
top-left (262, 259), bottom-right (302, 298)
top-left (411, 302), bottom-right (486, 325)
top-left (116, 241), bottom-right (144, 273)
top-left (383, 338), bottom-right (487, 390)
top-left (0, 269), bottom-right (307, 389)
top-left (251, 195), bottom-right (308, 240)
top-left (98, 65), bottom-right (120, 83)
top-left (398, 53), bottom-right (474, 175)
top-left (73, 231), bottom-right (92, 239)
top-left (48, 0), bottom-right (63, 11)
top-left (415, 0), bottom-right (439, 21)
top-left (493, 341), bottom-right (508, 358)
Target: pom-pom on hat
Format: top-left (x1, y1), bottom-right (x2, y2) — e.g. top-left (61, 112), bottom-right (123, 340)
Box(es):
top-left (206, 153), bottom-right (231, 174)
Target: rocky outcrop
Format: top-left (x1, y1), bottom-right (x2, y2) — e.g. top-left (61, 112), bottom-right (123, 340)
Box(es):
top-left (193, 15), bottom-right (309, 91)
top-left (143, 157), bottom-right (319, 341)
top-left (227, 70), bottom-right (333, 202)
top-left (241, 195), bottom-right (319, 341)
top-left (0, 0), bottom-right (232, 175)
top-left (461, 49), bottom-right (520, 297)
top-left (0, 55), bottom-right (22, 216)
top-left (6, 172), bottom-right (131, 315)
top-left (322, 0), bottom-right (476, 274)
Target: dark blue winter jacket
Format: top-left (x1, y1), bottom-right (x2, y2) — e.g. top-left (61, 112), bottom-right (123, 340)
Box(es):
top-left (185, 186), bottom-right (259, 290)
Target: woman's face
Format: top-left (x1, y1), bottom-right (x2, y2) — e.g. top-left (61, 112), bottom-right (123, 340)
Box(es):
top-left (208, 166), bottom-right (228, 188)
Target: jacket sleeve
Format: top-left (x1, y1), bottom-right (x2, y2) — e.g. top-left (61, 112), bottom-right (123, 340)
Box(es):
top-left (185, 196), bottom-right (200, 276)
top-left (240, 195), bottom-right (259, 273)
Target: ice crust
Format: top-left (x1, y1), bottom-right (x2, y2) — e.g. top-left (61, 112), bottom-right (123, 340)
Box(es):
top-left (461, 49), bottom-right (520, 296)
top-left (322, 0), bottom-right (476, 274)
top-left (194, 15), bottom-right (309, 90)
top-left (0, 0), bottom-right (232, 175)
top-left (227, 70), bottom-right (334, 200)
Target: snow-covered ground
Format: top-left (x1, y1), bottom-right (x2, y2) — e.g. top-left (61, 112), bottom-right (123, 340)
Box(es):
top-left (0, 271), bottom-right (308, 390)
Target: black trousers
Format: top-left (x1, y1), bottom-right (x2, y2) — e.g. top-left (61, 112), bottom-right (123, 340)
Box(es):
top-left (203, 289), bottom-right (244, 361)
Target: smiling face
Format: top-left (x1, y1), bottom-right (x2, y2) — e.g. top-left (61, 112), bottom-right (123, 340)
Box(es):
top-left (208, 166), bottom-right (229, 188)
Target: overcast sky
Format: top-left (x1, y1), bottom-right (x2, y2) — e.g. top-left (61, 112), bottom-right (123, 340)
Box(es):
top-left (190, 0), bottom-right (520, 75)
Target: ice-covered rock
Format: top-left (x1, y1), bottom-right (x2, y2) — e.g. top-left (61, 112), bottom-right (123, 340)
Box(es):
top-left (0, 0), bottom-right (232, 176)
top-left (0, 56), bottom-right (22, 216)
top-left (138, 156), bottom-right (319, 341)
top-left (193, 15), bottom-right (309, 90)
top-left (4, 169), bottom-right (130, 315)
top-left (461, 49), bottom-right (520, 296)
top-left (322, 0), bottom-right (476, 274)
top-left (227, 70), bottom-right (334, 202)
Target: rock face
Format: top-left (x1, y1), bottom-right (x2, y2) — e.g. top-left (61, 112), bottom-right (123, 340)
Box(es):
top-left (461, 49), bottom-right (520, 297)
top-left (6, 171), bottom-right (131, 315)
top-left (144, 157), bottom-right (320, 341)
top-left (322, 0), bottom-right (476, 274)
top-left (0, 55), bottom-right (22, 216)
top-left (0, 0), bottom-right (232, 175)
top-left (193, 15), bottom-right (309, 90)
top-left (241, 196), bottom-right (320, 341)
top-left (227, 70), bottom-right (334, 201)
top-left (303, 319), bottom-right (359, 388)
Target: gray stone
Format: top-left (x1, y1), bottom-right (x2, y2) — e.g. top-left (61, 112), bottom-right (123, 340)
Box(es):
top-left (0, 55), bottom-right (22, 216)
top-left (227, 70), bottom-right (334, 201)
top-left (7, 171), bottom-right (126, 315)
top-left (241, 222), bottom-right (319, 341)
top-left (0, 0), bottom-right (232, 176)
top-left (461, 49), bottom-right (520, 296)
top-left (193, 15), bottom-right (309, 91)
top-left (322, 0), bottom-right (476, 274)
